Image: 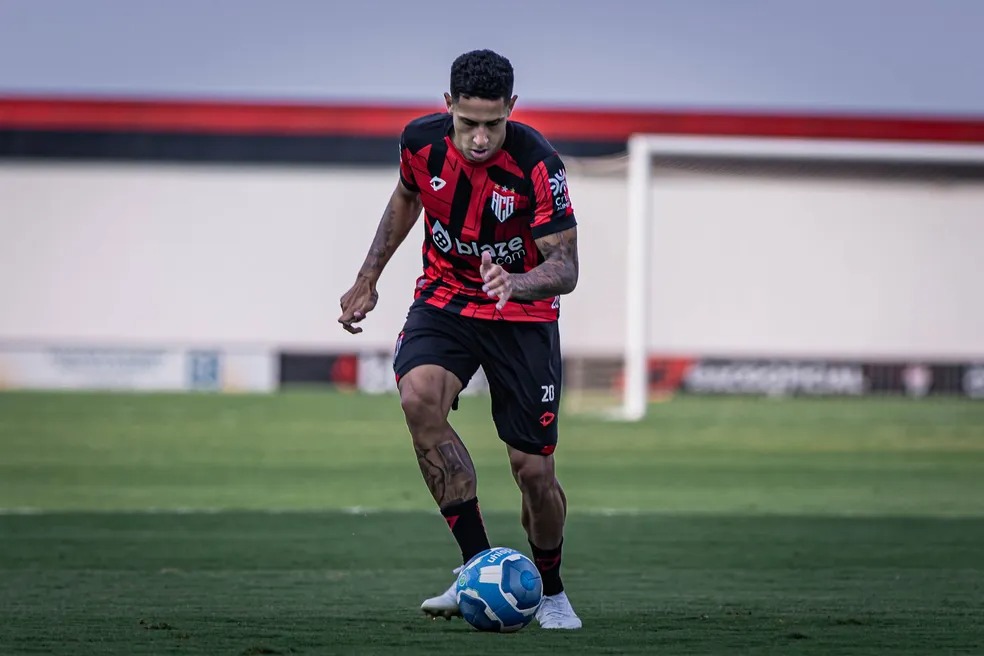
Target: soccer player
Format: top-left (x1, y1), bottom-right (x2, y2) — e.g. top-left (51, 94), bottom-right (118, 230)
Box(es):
top-left (337, 49), bottom-right (581, 630)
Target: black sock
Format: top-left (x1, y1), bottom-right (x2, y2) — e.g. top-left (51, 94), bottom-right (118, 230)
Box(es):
top-left (530, 539), bottom-right (564, 596)
top-left (441, 497), bottom-right (491, 564)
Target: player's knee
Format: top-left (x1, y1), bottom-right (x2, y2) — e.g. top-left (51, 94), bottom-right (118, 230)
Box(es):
top-left (399, 385), bottom-right (444, 433)
top-left (509, 452), bottom-right (557, 499)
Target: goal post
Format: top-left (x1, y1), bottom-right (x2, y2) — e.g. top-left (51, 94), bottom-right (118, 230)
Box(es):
top-left (615, 134), bottom-right (984, 422)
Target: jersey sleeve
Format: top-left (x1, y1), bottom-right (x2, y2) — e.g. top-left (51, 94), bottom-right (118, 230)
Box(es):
top-left (399, 129), bottom-right (420, 192)
top-left (530, 152), bottom-right (577, 239)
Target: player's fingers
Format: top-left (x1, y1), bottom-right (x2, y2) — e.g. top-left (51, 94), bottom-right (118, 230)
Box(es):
top-left (338, 307), bottom-right (367, 332)
top-left (482, 268), bottom-right (505, 290)
top-left (338, 314), bottom-right (363, 333)
top-left (481, 259), bottom-right (499, 282)
top-left (487, 281), bottom-right (511, 301)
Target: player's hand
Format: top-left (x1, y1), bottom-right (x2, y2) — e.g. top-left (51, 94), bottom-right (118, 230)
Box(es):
top-left (480, 251), bottom-right (512, 310)
top-left (338, 277), bottom-right (378, 334)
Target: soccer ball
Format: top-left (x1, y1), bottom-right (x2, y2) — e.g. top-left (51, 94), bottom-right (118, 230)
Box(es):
top-left (455, 547), bottom-right (543, 632)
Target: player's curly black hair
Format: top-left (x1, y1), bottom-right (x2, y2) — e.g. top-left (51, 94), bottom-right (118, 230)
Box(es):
top-left (449, 49), bottom-right (514, 102)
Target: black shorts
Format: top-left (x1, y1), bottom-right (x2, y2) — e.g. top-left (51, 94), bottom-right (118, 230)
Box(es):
top-left (393, 304), bottom-right (562, 455)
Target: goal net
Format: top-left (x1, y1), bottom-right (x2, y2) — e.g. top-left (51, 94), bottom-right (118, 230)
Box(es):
top-left (561, 135), bottom-right (984, 421)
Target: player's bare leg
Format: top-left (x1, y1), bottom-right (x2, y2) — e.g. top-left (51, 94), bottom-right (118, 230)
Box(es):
top-left (509, 447), bottom-right (566, 548)
top-left (508, 447), bottom-right (582, 629)
top-left (400, 365), bottom-right (475, 505)
top-left (399, 365), bottom-right (491, 619)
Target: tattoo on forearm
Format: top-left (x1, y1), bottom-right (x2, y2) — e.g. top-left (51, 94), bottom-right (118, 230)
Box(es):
top-left (359, 192), bottom-right (421, 280)
top-left (415, 436), bottom-right (475, 506)
top-left (362, 203), bottom-right (397, 277)
top-left (512, 228), bottom-right (579, 301)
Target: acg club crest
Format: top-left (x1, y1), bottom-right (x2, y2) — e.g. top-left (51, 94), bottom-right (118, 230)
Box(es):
top-left (490, 188), bottom-right (517, 223)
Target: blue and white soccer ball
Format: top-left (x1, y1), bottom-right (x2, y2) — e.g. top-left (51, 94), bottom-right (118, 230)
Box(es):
top-left (455, 547), bottom-right (543, 632)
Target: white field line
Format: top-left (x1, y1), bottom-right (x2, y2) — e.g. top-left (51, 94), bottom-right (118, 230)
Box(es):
top-left (0, 506), bottom-right (650, 516)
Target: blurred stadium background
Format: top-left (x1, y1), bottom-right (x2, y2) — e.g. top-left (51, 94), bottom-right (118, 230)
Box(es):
top-left (1, 1), bottom-right (983, 654)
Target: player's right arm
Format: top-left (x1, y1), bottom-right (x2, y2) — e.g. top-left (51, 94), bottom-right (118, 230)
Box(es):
top-left (338, 180), bottom-right (422, 334)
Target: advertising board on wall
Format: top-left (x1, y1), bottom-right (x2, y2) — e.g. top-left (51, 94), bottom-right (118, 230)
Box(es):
top-left (0, 345), bottom-right (277, 393)
top-left (648, 357), bottom-right (982, 399)
top-left (3, 345), bottom-right (979, 400)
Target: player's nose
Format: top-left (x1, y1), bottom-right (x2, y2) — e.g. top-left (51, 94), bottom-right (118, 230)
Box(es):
top-left (473, 129), bottom-right (489, 147)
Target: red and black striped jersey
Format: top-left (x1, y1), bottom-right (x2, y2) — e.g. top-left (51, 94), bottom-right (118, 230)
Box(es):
top-left (399, 113), bottom-right (577, 322)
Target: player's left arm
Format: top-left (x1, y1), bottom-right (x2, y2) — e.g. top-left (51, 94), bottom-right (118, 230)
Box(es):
top-left (510, 227), bottom-right (579, 300)
top-left (480, 227), bottom-right (578, 309)
top-left (481, 150), bottom-right (579, 309)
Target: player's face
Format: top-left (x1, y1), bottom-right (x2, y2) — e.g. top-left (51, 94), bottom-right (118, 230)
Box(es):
top-left (445, 93), bottom-right (517, 163)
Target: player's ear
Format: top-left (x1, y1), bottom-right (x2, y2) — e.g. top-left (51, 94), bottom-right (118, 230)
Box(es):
top-left (444, 93), bottom-right (454, 113)
top-left (506, 95), bottom-right (518, 116)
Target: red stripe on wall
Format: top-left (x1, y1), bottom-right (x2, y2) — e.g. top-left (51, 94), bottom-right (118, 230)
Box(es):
top-left (0, 97), bottom-right (426, 136)
top-left (2, 96), bottom-right (984, 143)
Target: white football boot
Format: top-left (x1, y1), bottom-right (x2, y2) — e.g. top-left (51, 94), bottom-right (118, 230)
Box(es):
top-left (535, 591), bottom-right (583, 629)
top-left (420, 566), bottom-right (463, 620)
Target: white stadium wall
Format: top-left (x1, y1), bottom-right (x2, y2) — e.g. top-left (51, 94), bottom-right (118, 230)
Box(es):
top-left (2, 160), bottom-right (983, 360)
top-left (643, 166), bottom-right (984, 360)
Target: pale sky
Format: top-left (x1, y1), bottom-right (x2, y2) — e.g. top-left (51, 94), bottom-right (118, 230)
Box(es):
top-left (1, 0), bottom-right (982, 115)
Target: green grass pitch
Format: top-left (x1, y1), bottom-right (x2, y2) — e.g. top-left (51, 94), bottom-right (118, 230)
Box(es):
top-left (1, 391), bottom-right (983, 655)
